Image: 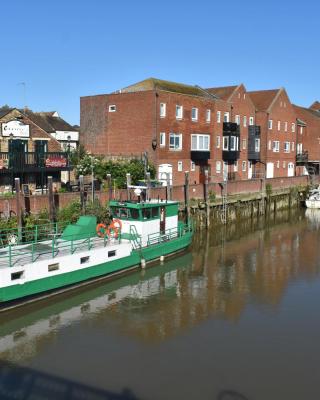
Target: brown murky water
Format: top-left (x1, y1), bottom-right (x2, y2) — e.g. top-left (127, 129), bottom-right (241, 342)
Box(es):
top-left (0, 209), bottom-right (320, 400)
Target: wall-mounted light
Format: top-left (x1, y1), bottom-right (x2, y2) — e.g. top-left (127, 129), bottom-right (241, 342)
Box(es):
top-left (152, 138), bottom-right (157, 151)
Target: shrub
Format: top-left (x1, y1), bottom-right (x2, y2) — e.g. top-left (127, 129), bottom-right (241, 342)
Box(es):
top-left (265, 183), bottom-right (272, 197)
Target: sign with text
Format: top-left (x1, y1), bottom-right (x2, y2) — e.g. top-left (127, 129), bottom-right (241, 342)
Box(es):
top-left (45, 156), bottom-right (67, 168)
top-left (2, 120), bottom-right (30, 138)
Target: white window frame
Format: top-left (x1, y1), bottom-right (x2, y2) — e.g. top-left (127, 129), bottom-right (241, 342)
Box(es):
top-left (191, 134), bottom-right (210, 151)
top-left (177, 161), bottom-right (183, 172)
top-left (223, 136), bottom-right (229, 151)
top-left (284, 121), bottom-right (288, 132)
top-left (160, 103), bottom-right (166, 118)
top-left (272, 141), bottom-right (280, 152)
top-left (108, 105), bottom-right (116, 112)
top-left (277, 160), bottom-right (280, 169)
top-left (291, 123), bottom-right (295, 133)
top-left (268, 120), bottom-right (273, 130)
top-left (191, 107), bottom-right (198, 121)
top-left (235, 115), bottom-right (240, 125)
top-left (249, 116), bottom-right (254, 126)
top-left (255, 138), bottom-right (260, 152)
top-left (216, 135), bottom-right (221, 148)
top-left (176, 105), bottom-right (183, 120)
top-left (268, 140), bottom-right (272, 150)
top-left (297, 143), bottom-right (303, 154)
top-left (223, 112), bottom-right (230, 123)
top-left (216, 161), bottom-right (221, 173)
top-left (243, 116), bottom-right (247, 127)
top-left (233, 160), bottom-right (238, 172)
top-left (206, 109), bottom-right (211, 123)
top-left (284, 141), bottom-right (290, 153)
top-left (217, 111), bottom-right (221, 123)
top-left (300, 126), bottom-right (303, 134)
top-left (160, 132), bottom-right (166, 147)
top-left (169, 133), bottom-right (182, 150)
top-left (283, 161), bottom-right (286, 168)
top-left (291, 141), bottom-right (294, 151)
top-left (229, 136), bottom-right (237, 151)
top-left (277, 121), bottom-right (281, 131)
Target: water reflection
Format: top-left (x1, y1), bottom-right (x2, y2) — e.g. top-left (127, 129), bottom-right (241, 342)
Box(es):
top-left (1, 209), bottom-right (320, 362)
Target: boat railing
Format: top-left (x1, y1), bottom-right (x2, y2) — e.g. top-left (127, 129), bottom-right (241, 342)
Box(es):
top-left (0, 224), bottom-right (121, 268)
top-left (147, 223), bottom-right (191, 246)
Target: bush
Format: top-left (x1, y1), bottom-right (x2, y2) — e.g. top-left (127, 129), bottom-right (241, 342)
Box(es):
top-left (85, 200), bottom-right (111, 224)
top-left (266, 183), bottom-right (272, 197)
top-left (57, 200), bottom-right (82, 224)
top-left (208, 190), bottom-right (216, 203)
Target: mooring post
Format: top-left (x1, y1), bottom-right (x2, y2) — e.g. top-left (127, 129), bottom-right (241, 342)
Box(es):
top-left (184, 171), bottom-right (190, 225)
top-left (146, 172), bottom-right (151, 201)
top-left (106, 174), bottom-right (112, 201)
top-left (204, 169), bottom-right (210, 228)
top-left (166, 173), bottom-right (171, 201)
top-left (126, 173), bottom-right (131, 200)
top-left (48, 176), bottom-right (55, 222)
top-left (15, 178), bottom-right (23, 242)
top-left (79, 175), bottom-right (85, 212)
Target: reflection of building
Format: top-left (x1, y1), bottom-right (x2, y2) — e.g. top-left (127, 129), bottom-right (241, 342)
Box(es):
top-left (0, 108), bottom-right (72, 192)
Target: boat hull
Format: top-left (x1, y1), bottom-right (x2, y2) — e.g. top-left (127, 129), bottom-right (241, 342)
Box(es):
top-left (0, 232), bottom-right (192, 305)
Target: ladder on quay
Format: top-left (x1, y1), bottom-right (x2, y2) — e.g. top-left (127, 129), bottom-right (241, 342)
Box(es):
top-left (221, 180), bottom-right (227, 225)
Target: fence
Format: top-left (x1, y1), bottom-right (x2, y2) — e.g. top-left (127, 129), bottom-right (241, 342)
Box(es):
top-left (0, 175), bottom-right (315, 218)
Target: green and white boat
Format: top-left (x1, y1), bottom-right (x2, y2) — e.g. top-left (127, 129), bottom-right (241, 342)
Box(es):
top-left (0, 199), bottom-right (192, 308)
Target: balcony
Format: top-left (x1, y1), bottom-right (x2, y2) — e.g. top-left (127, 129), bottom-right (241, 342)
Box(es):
top-left (296, 151), bottom-right (308, 164)
top-left (248, 125), bottom-right (261, 161)
top-left (190, 151), bottom-right (210, 162)
top-left (0, 152), bottom-right (71, 173)
top-left (222, 122), bottom-right (240, 162)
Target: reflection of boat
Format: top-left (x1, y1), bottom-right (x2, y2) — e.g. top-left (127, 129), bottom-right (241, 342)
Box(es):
top-left (0, 253), bottom-right (192, 357)
top-left (305, 208), bottom-right (320, 228)
top-left (305, 186), bottom-right (320, 208)
top-left (0, 198), bottom-right (192, 307)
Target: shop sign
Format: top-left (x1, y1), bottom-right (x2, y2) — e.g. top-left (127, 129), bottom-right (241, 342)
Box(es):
top-left (2, 120), bottom-right (30, 137)
top-left (45, 156), bottom-right (67, 168)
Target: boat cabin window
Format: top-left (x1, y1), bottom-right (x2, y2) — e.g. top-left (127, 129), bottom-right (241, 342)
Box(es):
top-left (130, 209), bottom-right (140, 219)
top-left (80, 256), bottom-right (90, 264)
top-left (152, 207), bottom-right (159, 218)
top-left (142, 208), bottom-right (152, 219)
top-left (111, 207), bottom-right (140, 220)
top-left (48, 263), bottom-right (59, 272)
top-left (108, 250), bottom-right (116, 257)
top-left (11, 271), bottom-right (24, 280)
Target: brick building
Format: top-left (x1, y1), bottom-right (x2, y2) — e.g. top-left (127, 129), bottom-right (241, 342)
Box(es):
top-left (248, 88), bottom-right (297, 178)
top-left (0, 108), bottom-right (71, 193)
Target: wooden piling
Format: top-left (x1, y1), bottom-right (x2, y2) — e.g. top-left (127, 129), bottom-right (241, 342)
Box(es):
top-left (48, 176), bottom-right (55, 222)
top-left (204, 169), bottom-right (210, 228)
top-left (15, 178), bottom-right (23, 241)
top-left (166, 173), bottom-right (172, 201)
top-left (146, 172), bottom-right (151, 201)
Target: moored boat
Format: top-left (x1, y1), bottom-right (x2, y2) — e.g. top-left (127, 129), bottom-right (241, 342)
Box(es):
top-left (0, 198), bottom-right (192, 307)
top-left (305, 185), bottom-right (320, 209)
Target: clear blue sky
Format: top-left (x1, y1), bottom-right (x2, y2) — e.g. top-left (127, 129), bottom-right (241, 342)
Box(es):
top-left (1, 0), bottom-right (319, 125)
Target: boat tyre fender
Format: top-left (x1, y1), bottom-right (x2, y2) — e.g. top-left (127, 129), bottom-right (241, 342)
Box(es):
top-left (96, 223), bottom-right (107, 238)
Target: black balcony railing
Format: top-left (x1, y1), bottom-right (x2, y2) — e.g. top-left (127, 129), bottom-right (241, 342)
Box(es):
top-left (0, 151), bottom-right (71, 173)
top-left (296, 151), bottom-right (308, 164)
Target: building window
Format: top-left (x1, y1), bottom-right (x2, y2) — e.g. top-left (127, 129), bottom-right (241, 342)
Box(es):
top-left (191, 134), bottom-right (210, 151)
top-left (284, 141), bottom-right (290, 153)
top-left (191, 161), bottom-right (195, 171)
top-left (160, 132), bottom-right (166, 147)
top-left (268, 120), bottom-right (273, 130)
top-left (291, 123), bottom-right (295, 133)
top-left (242, 139), bottom-right (246, 150)
top-left (216, 161), bottom-right (221, 173)
top-left (284, 122), bottom-right (288, 132)
top-left (234, 161), bottom-right (238, 172)
top-left (223, 112), bottom-right (230, 122)
top-left (249, 116), bottom-right (254, 125)
top-left (235, 115), bottom-right (240, 125)
top-left (176, 105), bottom-right (183, 119)
top-left (223, 136), bottom-right (229, 150)
top-left (297, 143), bottom-right (303, 154)
top-left (277, 160), bottom-right (280, 168)
top-left (272, 141), bottom-right (280, 152)
top-left (229, 136), bottom-right (238, 151)
top-left (216, 136), bottom-right (221, 148)
top-left (169, 133), bottom-right (182, 150)
top-left (255, 138), bottom-right (260, 152)
top-left (242, 161), bottom-right (246, 171)
top-left (177, 161), bottom-right (183, 171)
top-left (206, 109), bottom-right (211, 123)
top-left (217, 111), bottom-right (221, 123)
top-left (277, 121), bottom-right (281, 131)
top-left (191, 107), bottom-right (198, 121)
top-left (160, 103), bottom-right (166, 118)
top-left (243, 116), bottom-right (247, 127)
top-left (291, 141), bottom-right (294, 151)
top-left (108, 105), bottom-right (116, 112)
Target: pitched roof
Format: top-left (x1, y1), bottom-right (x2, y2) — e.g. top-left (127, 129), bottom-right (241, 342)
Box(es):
top-left (248, 89), bottom-right (280, 111)
top-left (120, 77), bottom-right (214, 98)
top-left (25, 110), bottom-right (77, 133)
top-left (310, 101), bottom-right (320, 111)
top-left (293, 104), bottom-right (320, 122)
top-left (205, 85), bottom-right (238, 101)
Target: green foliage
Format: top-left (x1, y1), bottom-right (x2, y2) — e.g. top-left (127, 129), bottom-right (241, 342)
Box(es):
top-left (84, 200), bottom-right (111, 224)
top-left (69, 144), bottom-right (87, 167)
top-left (0, 192), bottom-right (14, 199)
top-left (57, 200), bottom-right (82, 224)
top-left (266, 183), bottom-right (272, 197)
top-left (0, 217), bottom-right (17, 231)
top-left (208, 190), bottom-right (216, 203)
top-left (58, 187), bottom-right (67, 193)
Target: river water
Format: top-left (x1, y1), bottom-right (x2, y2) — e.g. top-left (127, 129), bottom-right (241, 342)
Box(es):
top-left (0, 209), bottom-right (320, 400)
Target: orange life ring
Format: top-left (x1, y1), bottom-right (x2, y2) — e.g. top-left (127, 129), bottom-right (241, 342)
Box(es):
top-left (96, 223), bottom-right (107, 237)
top-left (112, 218), bottom-right (122, 230)
top-left (107, 222), bottom-right (121, 239)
